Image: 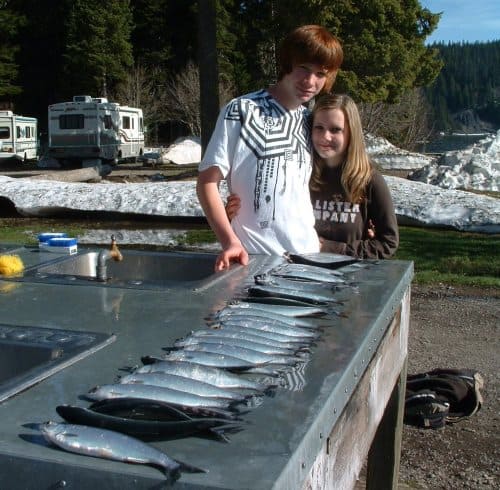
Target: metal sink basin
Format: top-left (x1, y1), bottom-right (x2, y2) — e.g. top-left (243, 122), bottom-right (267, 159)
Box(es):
top-left (22, 250), bottom-right (223, 290)
top-left (0, 324), bottom-right (115, 403)
top-left (0, 244), bottom-right (23, 254)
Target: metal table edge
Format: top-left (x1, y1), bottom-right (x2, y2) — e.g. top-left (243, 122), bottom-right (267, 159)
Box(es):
top-left (272, 260), bottom-right (414, 490)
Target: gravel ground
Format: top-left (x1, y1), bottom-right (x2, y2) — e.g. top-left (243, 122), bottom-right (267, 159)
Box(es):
top-left (398, 284), bottom-right (499, 489)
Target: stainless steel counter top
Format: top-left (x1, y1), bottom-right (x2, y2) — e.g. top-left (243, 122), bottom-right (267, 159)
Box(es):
top-left (0, 246), bottom-right (413, 489)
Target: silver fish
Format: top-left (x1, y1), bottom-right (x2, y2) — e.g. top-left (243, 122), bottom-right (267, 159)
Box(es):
top-left (247, 284), bottom-right (343, 305)
top-left (180, 342), bottom-right (299, 366)
top-left (187, 328), bottom-right (311, 351)
top-left (270, 266), bottom-right (348, 284)
top-left (214, 308), bottom-right (319, 328)
top-left (285, 252), bottom-right (359, 269)
top-left (87, 383), bottom-right (235, 410)
top-left (255, 272), bottom-right (344, 292)
top-left (243, 295), bottom-right (327, 308)
top-left (134, 360), bottom-right (269, 392)
top-left (162, 349), bottom-right (268, 371)
top-left (119, 372), bottom-right (246, 401)
top-left (225, 300), bottom-right (327, 317)
top-left (337, 263), bottom-right (370, 273)
top-left (276, 262), bottom-right (346, 277)
top-left (41, 421), bottom-right (205, 480)
top-left (174, 335), bottom-right (298, 356)
top-left (202, 323), bottom-right (315, 345)
top-left (214, 318), bottom-right (319, 339)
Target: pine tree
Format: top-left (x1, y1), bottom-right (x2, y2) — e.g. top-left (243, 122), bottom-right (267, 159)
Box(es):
top-left (131, 0), bottom-right (197, 74)
top-left (424, 40), bottom-right (500, 130)
top-left (62, 0), bottom-right (133, 97)
top-left (0, 1), bottom-right (25, 98)
top-left (9, 0), bottom-right (68, 129)
top-left (222, 0), bottom-right (442, 102)
top-left (332, 0), bottom-right (442, 102)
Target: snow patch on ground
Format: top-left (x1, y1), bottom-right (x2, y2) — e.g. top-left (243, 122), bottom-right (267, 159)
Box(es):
top-left (365, 134), bottom-right (436, 170)
top-left (0, 174), bottom-right (497, 233)
top-left (0, 134), bottom-right (498, 234)
top-left (408, 130), bottom-right (500, 191)
top-left (142, 136), bottom-right (202, 165)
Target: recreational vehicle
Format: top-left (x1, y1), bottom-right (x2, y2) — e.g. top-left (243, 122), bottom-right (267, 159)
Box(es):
top-left (0, 111), bottom-right (38, 162)
top-left (48, 95), bottom-right (145, 165)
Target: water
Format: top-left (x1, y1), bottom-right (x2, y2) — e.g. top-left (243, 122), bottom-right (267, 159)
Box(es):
top-left (419, 133), bottom-right (491, 153)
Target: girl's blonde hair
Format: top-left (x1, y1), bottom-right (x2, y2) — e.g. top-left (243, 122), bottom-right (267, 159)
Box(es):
top-left (309, 94), bottom-right (372, 203)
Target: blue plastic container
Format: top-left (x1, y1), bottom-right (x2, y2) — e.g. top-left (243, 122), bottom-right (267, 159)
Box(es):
top-left (38, 232), bottom-right (68, 245)
top-left (44, 237), bottom-right (78, 255)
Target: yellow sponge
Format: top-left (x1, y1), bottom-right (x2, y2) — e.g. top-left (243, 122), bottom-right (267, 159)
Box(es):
top-left (0, 254), bottom-right (25, 276)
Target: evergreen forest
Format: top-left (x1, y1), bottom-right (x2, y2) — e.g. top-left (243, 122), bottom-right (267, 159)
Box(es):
top-left (0, 0), bottom-right (498, 148)
top-left (424, 41), bottom-right (500, 132)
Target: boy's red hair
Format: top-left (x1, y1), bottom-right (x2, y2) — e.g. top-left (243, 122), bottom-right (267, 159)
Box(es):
top-left (278, 25), bottom-right (343, 93)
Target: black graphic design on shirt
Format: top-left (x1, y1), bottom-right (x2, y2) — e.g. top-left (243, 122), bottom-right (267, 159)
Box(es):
top-left (225, 91), bottom-right (310, 224)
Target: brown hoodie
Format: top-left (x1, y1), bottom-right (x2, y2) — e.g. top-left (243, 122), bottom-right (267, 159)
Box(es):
top-left (310, 167), bottom-right (399, 259)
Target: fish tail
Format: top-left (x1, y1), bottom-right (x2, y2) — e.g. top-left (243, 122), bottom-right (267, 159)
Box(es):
top-left (228, 398), bottom-right (250, 411)
top-left (174, 459), bottom-right (208, 474)
top-left (118, 365), bottom-right (137, 373)
top-left (329, 309), bottom-right (348, 318)
top-left (264, 384), bottom-right (279, 397)
top-left (206, 428), bottom-right (231, 443)
top-left (162, 346), bottom-right (179, 352)
top-left (141, 355), bottom-right (163, 365)
top-left (164, 465), bottom-right (182, 482)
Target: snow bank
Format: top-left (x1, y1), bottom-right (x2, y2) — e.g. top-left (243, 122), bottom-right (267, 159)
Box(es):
top-left (408, 130), bottom-right (500, 191)
top-left (0, 133), bottom-right (498, 234)
top-left (365, 134), bottom-right (436, 170)
top-left (0, 174), bottom-right (497, 234)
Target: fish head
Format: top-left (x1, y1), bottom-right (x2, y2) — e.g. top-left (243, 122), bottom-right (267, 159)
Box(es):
top-left (40, 421), bottom-right (74, 443)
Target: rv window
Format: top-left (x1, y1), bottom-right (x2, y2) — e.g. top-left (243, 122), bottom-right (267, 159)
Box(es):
top-left (0, 127), bottom-right (9, 139)
top-left (122, 116), bottom-right (131, 129)
top-left (104, 115), bottom-right (113, 129)
top-left (140, 118), bottom-right (143, 132)
top-left (59, 114), bottom-right (84, 129)
top-left (26, 127), bottom-right (31, 138)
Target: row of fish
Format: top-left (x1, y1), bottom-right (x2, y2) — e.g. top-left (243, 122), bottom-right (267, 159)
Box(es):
top-left (40, 253), bottom-right (366, 481)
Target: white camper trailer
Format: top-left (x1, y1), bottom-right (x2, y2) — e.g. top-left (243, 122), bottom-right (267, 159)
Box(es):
top-left (48, 95), bottom-right (145, 165)
top-left (0, 111), bottom-right (38, 162)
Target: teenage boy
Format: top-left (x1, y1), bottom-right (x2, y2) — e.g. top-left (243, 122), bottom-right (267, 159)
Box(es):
top-left (197, 25), bottom-right (343, 271)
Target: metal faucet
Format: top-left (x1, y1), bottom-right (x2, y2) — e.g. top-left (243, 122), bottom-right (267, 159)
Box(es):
top-left (96, 234), bottom-right (123, 282)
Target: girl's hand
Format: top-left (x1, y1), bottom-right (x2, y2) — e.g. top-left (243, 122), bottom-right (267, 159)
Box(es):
top-left (367, 219), bottom-right (376, 239)
top-left (225, 193), bottom-right (241, 221)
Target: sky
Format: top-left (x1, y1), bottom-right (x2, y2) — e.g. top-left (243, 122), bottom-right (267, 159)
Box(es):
top-left (420, 1), bottom-right (500, 44)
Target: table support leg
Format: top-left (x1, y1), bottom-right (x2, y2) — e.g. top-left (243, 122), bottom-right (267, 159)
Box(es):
top-left (366, 357), bottom-right (408, 490)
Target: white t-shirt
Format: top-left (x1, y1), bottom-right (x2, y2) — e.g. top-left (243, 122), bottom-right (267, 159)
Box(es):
top-left (199, 89), bottom-right (320, 255)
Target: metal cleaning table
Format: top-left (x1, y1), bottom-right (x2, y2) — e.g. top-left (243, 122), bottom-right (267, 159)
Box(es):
top-left (0, 246), bottom-right (413, 489)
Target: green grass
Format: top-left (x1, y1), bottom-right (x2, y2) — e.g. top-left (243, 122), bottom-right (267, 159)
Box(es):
top-left (1, 219), bottom-right (498, 288)
top-left (179, 228), bottom-right (217, 246)
top-left (0, 220), bottom-right (89, 245)
top-left (394, 226), bottom-right (500, 287)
